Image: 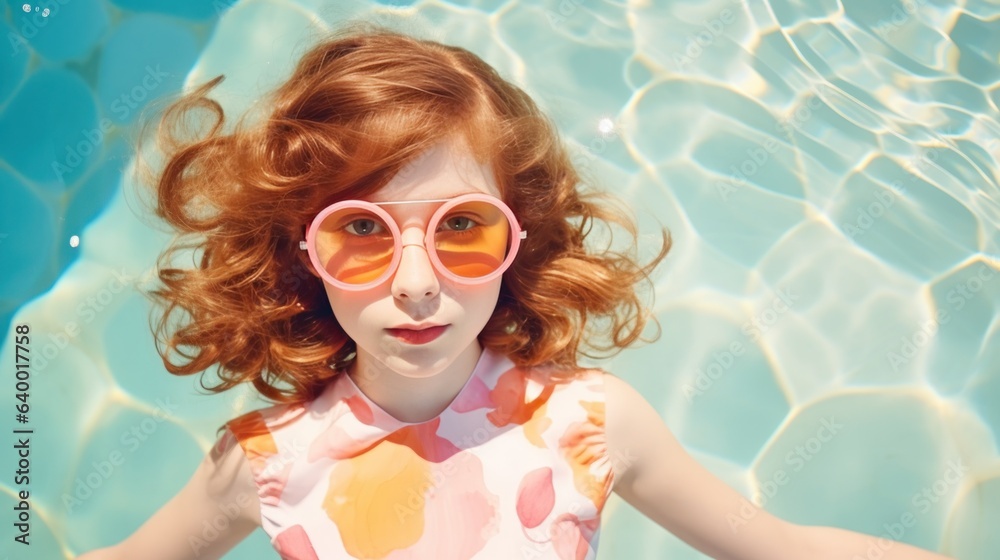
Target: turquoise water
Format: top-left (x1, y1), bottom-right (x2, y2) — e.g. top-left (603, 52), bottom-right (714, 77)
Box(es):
top-left (1, 0), bottom-right (998, 558)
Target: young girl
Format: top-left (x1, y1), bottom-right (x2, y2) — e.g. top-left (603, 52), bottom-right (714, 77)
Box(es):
top-left (79, 26), bottom-right (956, 560)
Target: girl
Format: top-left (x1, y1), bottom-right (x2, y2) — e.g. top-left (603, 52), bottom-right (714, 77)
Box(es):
top-left (79, 26), bottom-right (955, 560)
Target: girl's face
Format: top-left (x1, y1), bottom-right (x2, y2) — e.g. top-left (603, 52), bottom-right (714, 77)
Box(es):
top-left (319, 136), bottom-right (504, 379)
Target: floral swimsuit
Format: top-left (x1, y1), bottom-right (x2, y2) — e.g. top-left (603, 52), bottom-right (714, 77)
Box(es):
top-left (226, 347), bottom-right (614, 559)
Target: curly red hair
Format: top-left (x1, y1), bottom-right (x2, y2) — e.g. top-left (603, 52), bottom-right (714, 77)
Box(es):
top-left (140, 25), bottom-right (670, 404)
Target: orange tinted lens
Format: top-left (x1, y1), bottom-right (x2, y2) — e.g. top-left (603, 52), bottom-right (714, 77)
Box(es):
top-left (434, 200), bottom-right (511, 278)
top-left (315, 208), bottom-right (394, 285)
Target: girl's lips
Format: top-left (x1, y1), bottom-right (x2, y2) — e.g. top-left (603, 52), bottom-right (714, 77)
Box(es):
top-left (386, 325), bottom-right (448, 344)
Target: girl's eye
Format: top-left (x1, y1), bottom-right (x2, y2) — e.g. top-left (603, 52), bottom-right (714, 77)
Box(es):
top-left (345, 219), bottom-right (384, 236)
top-left (441, 216), bottom-right (477, 232)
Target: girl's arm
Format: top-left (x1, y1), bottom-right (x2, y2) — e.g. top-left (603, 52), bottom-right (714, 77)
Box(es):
top-left (603, 373), bottom-right (955, 560)
top-left (76, 429), bottom-right (261, 560)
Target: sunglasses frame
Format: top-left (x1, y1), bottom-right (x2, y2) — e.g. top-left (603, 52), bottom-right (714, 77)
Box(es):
top-left (300, 193), bottom-right (527, 291)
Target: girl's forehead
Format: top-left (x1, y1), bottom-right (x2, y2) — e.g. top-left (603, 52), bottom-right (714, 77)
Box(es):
top-left (367, 137), bottom-right (500, 203)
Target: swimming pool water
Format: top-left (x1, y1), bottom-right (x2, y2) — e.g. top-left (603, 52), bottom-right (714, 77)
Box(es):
top-left (1, 0), bottom-right (998, 558)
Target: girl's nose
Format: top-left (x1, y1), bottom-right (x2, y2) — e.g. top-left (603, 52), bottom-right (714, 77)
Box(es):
top-left (390, 228), bottom-right (440, 303)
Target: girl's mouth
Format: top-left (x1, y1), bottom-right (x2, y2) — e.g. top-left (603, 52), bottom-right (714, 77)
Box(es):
top-left (385, 325), bottom-right (448, 344)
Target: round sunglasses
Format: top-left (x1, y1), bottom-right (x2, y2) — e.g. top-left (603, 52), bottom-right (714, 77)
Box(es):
top-left (299, 193), bottom-right (527, 290)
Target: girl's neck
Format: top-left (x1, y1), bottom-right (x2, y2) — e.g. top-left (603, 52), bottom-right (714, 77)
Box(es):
top-left (347, 341), bottom-right (484, 424)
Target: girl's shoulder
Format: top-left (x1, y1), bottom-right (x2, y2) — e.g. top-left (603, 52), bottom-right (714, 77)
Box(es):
top-left (521, 360), bottom-right (609, 394)
top-left (224, 398), bottom-right (313, 458)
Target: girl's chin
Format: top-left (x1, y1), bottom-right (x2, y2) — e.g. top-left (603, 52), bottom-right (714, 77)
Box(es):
top-left (366, 353), bottom-right (454, 378)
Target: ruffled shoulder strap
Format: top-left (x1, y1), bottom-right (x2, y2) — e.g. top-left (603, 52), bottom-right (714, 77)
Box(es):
top-left (225, 404), bottom-right (306, 506)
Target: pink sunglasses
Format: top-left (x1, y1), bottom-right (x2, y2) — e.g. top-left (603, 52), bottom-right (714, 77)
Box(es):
top-left (300, 193), bottom-right (527, 290)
